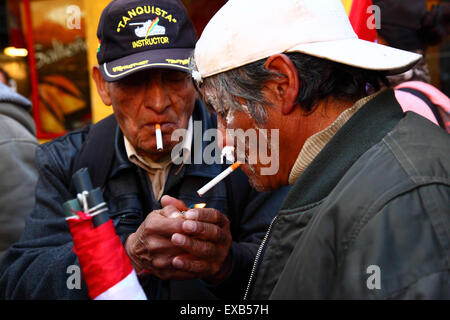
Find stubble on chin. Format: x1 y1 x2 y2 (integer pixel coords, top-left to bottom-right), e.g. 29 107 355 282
241 163 274 192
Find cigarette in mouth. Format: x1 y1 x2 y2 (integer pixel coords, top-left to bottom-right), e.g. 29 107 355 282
197 161 241 197
155 124 163 150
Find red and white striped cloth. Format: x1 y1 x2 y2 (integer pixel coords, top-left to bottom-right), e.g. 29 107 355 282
67 211 147 300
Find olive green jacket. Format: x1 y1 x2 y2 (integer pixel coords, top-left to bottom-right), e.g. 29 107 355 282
248 89 450 299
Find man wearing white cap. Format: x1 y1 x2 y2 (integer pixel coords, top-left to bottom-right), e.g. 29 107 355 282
0 0 289 300
192 0 450 299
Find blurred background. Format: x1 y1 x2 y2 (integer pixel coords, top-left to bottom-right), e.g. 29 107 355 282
0 0 448 142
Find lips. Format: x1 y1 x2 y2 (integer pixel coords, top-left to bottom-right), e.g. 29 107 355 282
143 122 176 132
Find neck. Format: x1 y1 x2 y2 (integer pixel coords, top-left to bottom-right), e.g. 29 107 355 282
305 98 357 134
280 98 358 183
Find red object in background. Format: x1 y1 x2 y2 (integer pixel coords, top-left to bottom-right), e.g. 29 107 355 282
349 0 377 42
22 0 92 140
23 0 61 139
182 0 226 36
22 0 56 139
7 0 26 49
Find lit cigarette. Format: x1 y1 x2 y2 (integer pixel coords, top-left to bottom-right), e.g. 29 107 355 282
197 161 241 197
155 124 163 150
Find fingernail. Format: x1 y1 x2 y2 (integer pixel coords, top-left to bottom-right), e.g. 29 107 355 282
184 210 198 220
172 233 186 245
173 257 184 269
183 220 197 232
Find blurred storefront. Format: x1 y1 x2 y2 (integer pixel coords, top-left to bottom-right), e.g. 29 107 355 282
0 0 448 141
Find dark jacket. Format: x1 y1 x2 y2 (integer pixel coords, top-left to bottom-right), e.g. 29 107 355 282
0 101 289 300
248 89 450 299
0 83 39 260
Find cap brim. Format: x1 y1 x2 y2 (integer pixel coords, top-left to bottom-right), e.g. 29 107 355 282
100 48 193 82
288 38 422 75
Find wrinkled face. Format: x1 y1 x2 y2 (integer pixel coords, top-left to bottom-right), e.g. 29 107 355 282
214 102 286 192
107 69 196 160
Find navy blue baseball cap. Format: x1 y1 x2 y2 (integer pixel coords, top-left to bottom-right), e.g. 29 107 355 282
97 0 198 81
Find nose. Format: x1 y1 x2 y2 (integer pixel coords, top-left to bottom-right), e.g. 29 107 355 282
145 75 171 113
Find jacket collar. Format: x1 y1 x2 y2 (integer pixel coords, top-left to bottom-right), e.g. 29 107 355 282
288 94 374 184
281 89 404 211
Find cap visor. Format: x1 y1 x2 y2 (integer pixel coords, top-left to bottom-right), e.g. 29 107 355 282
100 48 193 82
288 38 422 75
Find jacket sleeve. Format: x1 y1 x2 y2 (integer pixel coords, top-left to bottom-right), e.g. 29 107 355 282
381 183 450 299
0 141 90 299
0 130 38 259
332 182 450 300
210 169 290 299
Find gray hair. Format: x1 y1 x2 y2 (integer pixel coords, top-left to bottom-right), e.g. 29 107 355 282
190 55 280 124
190 52 387 124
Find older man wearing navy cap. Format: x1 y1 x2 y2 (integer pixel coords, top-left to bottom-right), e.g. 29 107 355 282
0 0 287 300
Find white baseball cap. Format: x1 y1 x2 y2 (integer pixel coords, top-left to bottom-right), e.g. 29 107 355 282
194 0 422 79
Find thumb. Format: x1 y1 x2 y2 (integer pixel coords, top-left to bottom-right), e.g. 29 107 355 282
161 195 188 211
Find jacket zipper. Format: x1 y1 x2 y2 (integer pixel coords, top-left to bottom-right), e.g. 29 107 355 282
243 215 277 300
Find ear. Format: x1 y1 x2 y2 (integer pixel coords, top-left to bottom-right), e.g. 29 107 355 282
264 54 299 115
92 66 112 106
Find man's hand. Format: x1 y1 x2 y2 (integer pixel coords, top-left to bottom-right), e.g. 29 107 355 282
125 199 194 280
125 195 233 283
170 207 233 284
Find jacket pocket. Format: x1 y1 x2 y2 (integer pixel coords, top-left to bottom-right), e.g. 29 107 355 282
108 194 143 233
